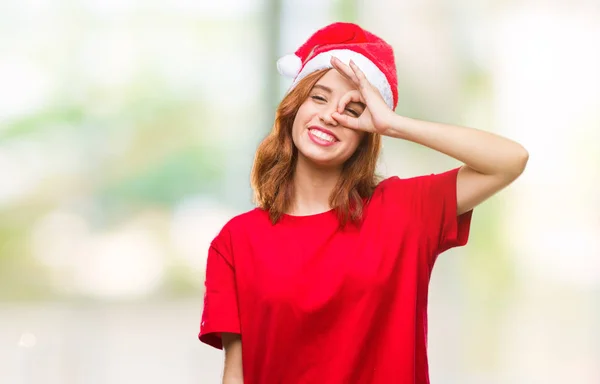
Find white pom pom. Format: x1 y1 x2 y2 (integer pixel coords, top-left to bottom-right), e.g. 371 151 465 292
276 54 302 78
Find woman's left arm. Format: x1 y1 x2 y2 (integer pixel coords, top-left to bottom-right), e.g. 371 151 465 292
329 57 529 216
384 115 529 215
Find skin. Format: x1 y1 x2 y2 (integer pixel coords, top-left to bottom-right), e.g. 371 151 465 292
222 332 243 384
289 68 367 216
328 57 529 216
222 56 529 382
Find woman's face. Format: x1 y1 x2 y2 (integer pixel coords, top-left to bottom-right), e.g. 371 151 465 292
291 69 366 169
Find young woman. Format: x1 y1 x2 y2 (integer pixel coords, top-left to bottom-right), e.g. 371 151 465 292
199 22 528 384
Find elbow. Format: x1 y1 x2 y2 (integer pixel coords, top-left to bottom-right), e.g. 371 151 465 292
517 145 529 173
509 145 529 179
223 370 244 384
223 378 244 384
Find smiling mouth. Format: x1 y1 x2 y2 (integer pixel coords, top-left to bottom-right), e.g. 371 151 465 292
308 125 339 143
309 128 337 143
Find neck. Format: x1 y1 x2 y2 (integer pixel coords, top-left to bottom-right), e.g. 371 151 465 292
289 155 342 216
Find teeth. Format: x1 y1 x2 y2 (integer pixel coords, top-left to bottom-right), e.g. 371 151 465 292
310 129 335 142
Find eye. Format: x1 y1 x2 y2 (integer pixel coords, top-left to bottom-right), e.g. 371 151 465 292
344 108 359 117
311 95 326 102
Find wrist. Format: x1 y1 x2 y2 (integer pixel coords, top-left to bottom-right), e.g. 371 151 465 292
383 114 411 139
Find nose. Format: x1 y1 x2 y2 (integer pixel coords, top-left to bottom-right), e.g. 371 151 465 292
318 105 339 127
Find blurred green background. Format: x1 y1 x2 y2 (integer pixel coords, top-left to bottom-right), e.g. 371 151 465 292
1 0 599 383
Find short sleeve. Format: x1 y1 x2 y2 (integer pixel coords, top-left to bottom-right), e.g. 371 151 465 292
414 167 473 258
198 233 241 350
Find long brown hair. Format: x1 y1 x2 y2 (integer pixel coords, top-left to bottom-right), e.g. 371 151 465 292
250 69 382 226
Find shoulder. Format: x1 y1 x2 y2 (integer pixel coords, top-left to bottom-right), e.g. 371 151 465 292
211 207 269 250
365 176 419 215
375 168 461 194
369 168 462 210
373 174 419 198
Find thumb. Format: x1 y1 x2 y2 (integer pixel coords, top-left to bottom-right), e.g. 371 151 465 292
332 112 359 130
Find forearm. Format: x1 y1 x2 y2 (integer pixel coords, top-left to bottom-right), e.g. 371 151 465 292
385 115 528 177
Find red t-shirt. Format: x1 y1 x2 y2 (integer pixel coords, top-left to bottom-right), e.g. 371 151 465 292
199 167 473 383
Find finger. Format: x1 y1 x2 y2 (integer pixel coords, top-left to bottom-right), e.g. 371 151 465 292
349 60 370 91
331 111 360 130
337 90 364 113
330 56 353 79
330 56 360 84
349 60 385 106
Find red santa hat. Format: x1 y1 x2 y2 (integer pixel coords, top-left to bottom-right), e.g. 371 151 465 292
277 22 398 110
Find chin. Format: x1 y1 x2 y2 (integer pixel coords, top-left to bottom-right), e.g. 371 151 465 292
309 157 342 168
294 138 353 169
299 150 347 169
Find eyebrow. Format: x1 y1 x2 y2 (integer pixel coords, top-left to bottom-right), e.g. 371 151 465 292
312 84 332 93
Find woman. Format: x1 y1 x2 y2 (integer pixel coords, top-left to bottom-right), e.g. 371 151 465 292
199 22 528 384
